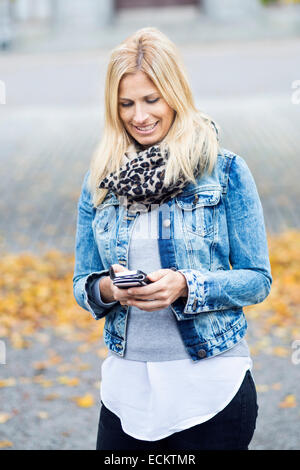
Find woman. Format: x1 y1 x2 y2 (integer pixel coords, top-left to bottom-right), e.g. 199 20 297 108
73 27 272 451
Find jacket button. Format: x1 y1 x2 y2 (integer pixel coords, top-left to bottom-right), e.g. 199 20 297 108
163 219 171 228
192 299 197 311
197 349 206 358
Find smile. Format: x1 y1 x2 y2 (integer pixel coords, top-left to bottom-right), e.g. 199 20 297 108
133 122 158 134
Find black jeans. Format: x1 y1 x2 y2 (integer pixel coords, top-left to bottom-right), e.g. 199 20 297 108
96 370 258 451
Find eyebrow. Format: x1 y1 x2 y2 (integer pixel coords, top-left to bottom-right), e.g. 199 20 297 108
119 92 159 101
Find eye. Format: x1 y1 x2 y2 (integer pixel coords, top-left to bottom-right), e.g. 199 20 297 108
147 98 159 104
120 102 133 108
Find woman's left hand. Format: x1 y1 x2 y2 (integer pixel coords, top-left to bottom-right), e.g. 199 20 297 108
125 269 188 312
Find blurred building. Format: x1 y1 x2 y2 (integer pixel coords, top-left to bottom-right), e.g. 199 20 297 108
2 0 299 50
6 0 263 29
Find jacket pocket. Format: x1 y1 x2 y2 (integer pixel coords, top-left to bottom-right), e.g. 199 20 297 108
93 202 119 234
175 188 221 237
92 199 120 268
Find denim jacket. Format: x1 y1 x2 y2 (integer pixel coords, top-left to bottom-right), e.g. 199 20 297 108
73 149 272 361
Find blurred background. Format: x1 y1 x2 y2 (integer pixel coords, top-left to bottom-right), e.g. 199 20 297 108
0 0 299 450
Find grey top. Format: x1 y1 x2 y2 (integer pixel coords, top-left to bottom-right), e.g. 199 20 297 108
92 207 250 362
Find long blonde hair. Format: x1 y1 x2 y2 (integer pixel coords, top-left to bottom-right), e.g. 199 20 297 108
89 27 220 207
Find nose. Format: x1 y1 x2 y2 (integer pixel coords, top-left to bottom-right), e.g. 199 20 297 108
132 104 150 125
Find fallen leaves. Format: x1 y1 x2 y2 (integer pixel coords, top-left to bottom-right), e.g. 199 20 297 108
0 378 16 388
0 440 13 449
57 376 80 387
245 230 300 339
0 250 104 347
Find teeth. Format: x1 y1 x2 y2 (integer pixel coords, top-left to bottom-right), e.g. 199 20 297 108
136 123 157 131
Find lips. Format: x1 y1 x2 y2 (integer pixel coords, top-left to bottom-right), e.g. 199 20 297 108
133 121 158 134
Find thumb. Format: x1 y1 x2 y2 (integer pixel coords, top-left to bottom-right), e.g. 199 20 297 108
111 264 130 274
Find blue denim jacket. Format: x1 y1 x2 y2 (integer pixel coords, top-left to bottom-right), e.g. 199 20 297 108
73 149 272 361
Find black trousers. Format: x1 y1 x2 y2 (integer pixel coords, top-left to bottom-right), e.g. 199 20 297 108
96 370 258 451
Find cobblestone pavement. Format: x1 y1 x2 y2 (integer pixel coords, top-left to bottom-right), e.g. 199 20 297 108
0 37 300 450
0 327 299 450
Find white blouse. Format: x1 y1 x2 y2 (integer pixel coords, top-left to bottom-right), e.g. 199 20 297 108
100 354 252 441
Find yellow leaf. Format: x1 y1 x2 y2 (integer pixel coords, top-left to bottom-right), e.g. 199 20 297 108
272 346 289 358
256 384 269 393
57 376 80 387
0 440 13 448
33 375 53 387
0 378 16 387
75 363 91 371
279 394 297 408
72 393 94 408
0 413 12 424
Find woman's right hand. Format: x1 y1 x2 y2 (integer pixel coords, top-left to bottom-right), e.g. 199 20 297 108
99 264 131 304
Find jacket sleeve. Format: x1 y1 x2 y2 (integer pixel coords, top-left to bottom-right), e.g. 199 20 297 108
72 171 117 320
172 155 272 317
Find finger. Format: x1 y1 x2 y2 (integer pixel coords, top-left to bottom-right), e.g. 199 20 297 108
127 275 169 297
146 269 171 282
111 264 130 273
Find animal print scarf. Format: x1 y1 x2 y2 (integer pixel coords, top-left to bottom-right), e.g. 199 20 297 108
99 145 192 212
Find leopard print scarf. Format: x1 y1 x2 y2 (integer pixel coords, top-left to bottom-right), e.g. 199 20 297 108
99 145 192 212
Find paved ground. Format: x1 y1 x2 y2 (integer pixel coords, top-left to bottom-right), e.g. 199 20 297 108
0 326 299 450
0 27 300 450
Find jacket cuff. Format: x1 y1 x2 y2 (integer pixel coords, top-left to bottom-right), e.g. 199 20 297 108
83 270 116 320
171 269 205 320
90 276 118 308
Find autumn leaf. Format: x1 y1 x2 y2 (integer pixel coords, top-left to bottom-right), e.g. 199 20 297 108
57 376 80 387
279 394 297 408
0 413 12 424
272 346 289 358
0 440 13 448
0 378 16 387
71 393 95 408
256 384 269 393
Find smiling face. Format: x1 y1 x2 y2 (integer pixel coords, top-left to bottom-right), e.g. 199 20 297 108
118 71 175 148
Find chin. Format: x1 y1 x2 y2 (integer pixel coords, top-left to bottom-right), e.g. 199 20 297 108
134 135 160 148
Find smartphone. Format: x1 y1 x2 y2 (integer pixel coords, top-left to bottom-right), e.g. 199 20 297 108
109 266 152 289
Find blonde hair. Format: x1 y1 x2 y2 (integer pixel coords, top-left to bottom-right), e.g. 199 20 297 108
89 27 220 207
